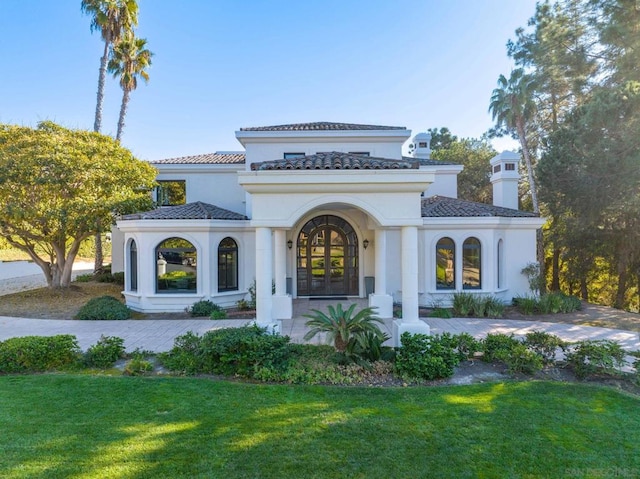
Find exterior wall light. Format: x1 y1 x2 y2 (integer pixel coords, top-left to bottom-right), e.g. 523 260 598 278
287 240 293 249
363 239 369 249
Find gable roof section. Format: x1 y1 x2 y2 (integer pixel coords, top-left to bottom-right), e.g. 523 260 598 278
151 152 245 165
251 151 419 171
121 201 247 220
421 196 539 218
240 121 406 132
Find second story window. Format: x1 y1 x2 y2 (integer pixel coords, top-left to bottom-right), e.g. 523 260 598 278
156 180 186 206
284 152 305 159
349 152 370 156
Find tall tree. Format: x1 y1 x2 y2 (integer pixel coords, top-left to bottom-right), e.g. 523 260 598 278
108 33 153 142
0 122 157 289
81 0 138 273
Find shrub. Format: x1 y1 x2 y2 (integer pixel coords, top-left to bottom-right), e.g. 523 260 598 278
496 343 544 375
513 295 537 315
188 300 219 317
537 293 564 314
303 303 386 354
124 357 154 376
452 292 476 316
482 333 520 363
0 335 81 373
524 330 566 365
157 331 203 375
210 309 228 320
565 340 627 379
428 307 452 318
395 332 461 380
344 330 393 364
84 335 126 369
454 332 482 360
94 271 125 285
236 299 251 311
521 262 543 294
74 273 94 283
483 296 505 318
75 295 131 320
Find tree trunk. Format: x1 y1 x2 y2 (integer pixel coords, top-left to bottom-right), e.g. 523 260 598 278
116 89 130 142
551 247 561 291
94 226 104 274
580 277 588 301
614 257 628 310
94 39 110 133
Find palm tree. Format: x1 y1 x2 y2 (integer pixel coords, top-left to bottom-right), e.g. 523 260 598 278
489 68 539 214
108 33 153 141
81 0 138 133
81 0 138 273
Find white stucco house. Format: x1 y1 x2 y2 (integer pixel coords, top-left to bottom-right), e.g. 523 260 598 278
112 121 544 343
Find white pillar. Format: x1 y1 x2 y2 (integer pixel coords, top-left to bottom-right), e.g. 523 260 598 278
393 225 430 346
369 228 393 318
272 229 292 320
255 227 280 332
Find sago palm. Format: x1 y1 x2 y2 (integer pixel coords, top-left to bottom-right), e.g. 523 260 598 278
303 303 385 352
108 33 153 141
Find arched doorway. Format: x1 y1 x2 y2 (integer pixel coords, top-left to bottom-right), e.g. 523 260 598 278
296 215 358 296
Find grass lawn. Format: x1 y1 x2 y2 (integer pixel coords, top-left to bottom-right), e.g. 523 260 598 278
1 376 639 478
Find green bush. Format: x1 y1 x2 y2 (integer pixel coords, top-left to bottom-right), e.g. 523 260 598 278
395 332 461 380
236 299 251 311
343 330 393 364
452 292 476 316
94 271 125 286
210 309 228 320
537 293 564 314
454 332 482 360
124 357 153 376
495 343 544 375
160 326 291 379
428 307 452 318
74 273 94 283
84 335 126 369
483 296 505 318
513 295 537 315
188 300 220 317
524 330 566 365
75 295 131 320
0 335 81 373
482 333 520 363
565 340 627 379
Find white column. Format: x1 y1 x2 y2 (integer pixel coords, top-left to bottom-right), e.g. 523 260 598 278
401 226 419 322
369 228 393 318
393 225 430 346
274 229 286 296
255 227 274 326
374 228 386 295
272 229 292 320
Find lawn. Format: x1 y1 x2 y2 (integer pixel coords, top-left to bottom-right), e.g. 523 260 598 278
1 376 639 478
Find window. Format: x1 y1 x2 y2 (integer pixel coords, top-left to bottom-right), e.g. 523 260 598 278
156 180 186 206
436 237 455 289
284 152 305 159
156 237 197 293
349 151 370 156
463 237 481 289
218 237 238 292
129 239 137 292
497 239 504 289
418 142 428 148
505 163 516 171
493 165 501 173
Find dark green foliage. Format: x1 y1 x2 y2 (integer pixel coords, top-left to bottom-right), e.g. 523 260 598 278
343 330 393 364
513 293 581 315
75 295 131 320
452 292 476 316
210 309 228 320
74 273 94 283
483 296 505 317
565 340 627 379
454 332 482 360
0 335 81 373
236 299 251 311
495 343 544 375
188 300 220 317
513 295 537 315
84 335 126 369
453 293 505 317
94 271 125 285
524 330 567 365
482 333 520 363
159 326 291 378
123 357 153 376
428 307 452 318
395 332 461 380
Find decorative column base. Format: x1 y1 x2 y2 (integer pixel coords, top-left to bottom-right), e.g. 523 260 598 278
272 294 292 320
368 294 393 318
253 319 282 336
392 319 431 347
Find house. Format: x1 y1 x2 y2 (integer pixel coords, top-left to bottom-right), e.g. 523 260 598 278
112 121 544 344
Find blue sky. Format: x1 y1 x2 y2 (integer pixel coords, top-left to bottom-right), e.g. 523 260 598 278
0 1 537 161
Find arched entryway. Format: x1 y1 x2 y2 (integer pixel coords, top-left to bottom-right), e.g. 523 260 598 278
296 215 358 296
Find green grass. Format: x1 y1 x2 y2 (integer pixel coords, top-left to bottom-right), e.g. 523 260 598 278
1 376 639 478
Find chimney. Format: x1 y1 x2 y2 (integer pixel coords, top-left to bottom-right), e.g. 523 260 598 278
490 151 520 209
411 132 432 160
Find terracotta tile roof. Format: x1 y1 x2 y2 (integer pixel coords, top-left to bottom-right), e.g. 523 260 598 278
151 152 245 165
251 151 419 171
121 201 247 220
421 196 539 218
402 156 458 166
240 121 406 132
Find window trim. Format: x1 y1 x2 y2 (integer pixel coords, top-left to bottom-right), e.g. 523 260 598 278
155 237 197 294
218 237 239 292
435 237 456 290
462 237 482 290
155 180 186 206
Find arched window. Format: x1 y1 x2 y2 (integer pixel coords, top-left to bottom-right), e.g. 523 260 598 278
129 239 137 292
218 237 238 292
156 237 197 293
463 237 481 290
497 239 504 289
436 237 455 290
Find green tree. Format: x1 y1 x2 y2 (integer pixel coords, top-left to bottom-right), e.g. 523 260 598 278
108 33 153 142
0 122 157 289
